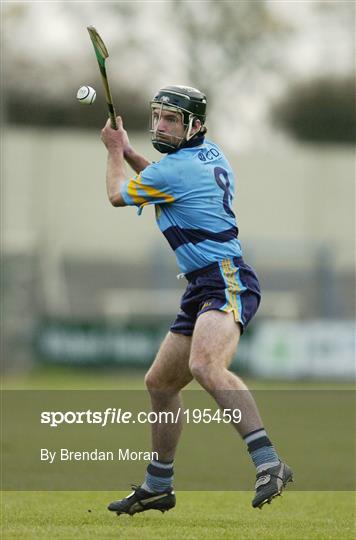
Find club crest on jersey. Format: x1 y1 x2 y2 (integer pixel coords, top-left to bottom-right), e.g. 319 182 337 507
198 148 220 162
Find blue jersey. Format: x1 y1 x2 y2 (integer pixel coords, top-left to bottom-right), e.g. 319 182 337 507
120 138 243 274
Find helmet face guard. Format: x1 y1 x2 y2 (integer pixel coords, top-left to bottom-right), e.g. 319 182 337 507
150 103 198 154
150 85 207 154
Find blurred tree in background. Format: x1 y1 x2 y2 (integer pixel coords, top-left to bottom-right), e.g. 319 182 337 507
171 0 286 90
2 1 287 130
272 76 355 144
2 2 150 129
2 0 354 144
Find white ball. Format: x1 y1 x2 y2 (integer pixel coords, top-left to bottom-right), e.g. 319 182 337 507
76 86 96 105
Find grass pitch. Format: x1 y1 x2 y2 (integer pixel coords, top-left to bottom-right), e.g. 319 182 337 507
2 367 355 539
2 491 355 539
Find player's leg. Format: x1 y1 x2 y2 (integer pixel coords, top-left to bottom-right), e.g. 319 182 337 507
189 310 293 508
189 310 263 435
144 331 193 462
108 331 192 515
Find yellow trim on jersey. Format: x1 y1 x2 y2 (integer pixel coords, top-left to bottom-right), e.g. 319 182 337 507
126 176 147 205
221 258 241 323
140 183 175 203
126 173 175 205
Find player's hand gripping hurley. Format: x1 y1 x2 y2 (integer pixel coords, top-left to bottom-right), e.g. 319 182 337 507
87 26 117 129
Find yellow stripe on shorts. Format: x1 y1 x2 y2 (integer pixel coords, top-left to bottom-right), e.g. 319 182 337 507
221 258 241 323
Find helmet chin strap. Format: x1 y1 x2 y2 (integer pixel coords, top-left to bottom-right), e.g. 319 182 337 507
152 126 200 153
152 139 178 154
151 129 184 153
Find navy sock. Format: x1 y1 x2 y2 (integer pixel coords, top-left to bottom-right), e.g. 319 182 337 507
244 428 280 472
141 459 174 493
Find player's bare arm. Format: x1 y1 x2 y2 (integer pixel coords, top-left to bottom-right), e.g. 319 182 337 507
101 117 127 207
124 145 151 174
101 116 151 206
101 116 149 206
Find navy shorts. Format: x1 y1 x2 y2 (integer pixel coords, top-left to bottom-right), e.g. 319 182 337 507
170 257 261 336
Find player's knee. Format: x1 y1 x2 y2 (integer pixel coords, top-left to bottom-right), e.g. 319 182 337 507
144 370 171 393
144 370 161 391
190 360 212 386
